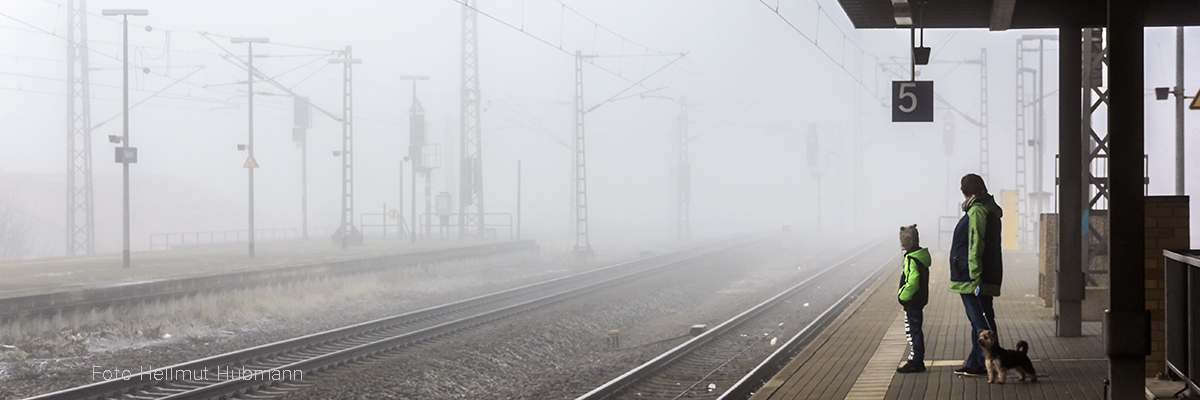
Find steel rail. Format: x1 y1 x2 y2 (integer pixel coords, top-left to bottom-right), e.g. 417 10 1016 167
717 251 900 399
25 234 765 400
575 239 894 400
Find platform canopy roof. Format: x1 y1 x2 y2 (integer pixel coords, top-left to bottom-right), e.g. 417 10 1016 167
837 0 1200 30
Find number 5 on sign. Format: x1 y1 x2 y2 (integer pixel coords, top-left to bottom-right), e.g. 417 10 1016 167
892 80 934 122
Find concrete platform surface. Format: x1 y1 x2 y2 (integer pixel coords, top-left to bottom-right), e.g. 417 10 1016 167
751 249 1112 400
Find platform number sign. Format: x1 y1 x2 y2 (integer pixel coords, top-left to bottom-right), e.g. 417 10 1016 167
892 80 934 122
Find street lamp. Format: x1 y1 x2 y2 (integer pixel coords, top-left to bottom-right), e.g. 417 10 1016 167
101 8 148 268
231 37 269 258
1155 83 1192 195
402 156 412 243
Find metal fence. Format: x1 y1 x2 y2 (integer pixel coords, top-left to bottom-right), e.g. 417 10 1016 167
149 228 305 251
418 212 514 240
937 215 958 250
1164 249 1200 396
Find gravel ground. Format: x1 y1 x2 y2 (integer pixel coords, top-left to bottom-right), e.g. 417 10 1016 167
277 240 832 400
0 247 613 400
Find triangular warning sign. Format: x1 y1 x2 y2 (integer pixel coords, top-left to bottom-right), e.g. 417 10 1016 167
1191 87 1200 110
243 156 259 168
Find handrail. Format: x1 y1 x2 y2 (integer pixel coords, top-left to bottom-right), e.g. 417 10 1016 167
419 212 515 239
148 228 306 250
1163 249 1200 397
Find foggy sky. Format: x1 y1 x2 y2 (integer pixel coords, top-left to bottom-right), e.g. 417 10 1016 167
1 0 1197 257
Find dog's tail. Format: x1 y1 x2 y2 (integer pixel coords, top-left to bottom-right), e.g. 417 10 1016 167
1016 340 1029 354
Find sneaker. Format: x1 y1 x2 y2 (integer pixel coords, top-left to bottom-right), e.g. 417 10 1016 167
954 366 987 376
896 361 926 373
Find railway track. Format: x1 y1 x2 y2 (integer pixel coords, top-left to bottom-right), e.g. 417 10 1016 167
25 235 767 400
576 240 898 400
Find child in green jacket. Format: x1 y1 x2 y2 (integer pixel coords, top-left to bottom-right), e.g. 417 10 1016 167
897 224 932 373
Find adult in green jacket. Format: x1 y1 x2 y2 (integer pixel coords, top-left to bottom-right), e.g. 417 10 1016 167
949 173 1003 376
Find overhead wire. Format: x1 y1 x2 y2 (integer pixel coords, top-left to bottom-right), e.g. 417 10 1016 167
446 0 677 91
758 0 884 101
554 0 667 55
451 0 773 138
1 8 338 122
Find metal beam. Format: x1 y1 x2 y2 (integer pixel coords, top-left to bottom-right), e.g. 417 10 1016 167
836 0 1200 29
990 0 1017 30
1082 27 1111 289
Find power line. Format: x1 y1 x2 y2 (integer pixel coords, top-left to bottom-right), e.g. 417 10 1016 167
0 69 239 106
446 0 676 87
199 30 342 53
553 1 667 55
758 0 882 100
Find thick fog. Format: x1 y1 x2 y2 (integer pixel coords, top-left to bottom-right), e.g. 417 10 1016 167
1 0 1197 258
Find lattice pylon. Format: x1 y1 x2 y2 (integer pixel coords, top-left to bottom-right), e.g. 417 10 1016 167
572 51 592 261
458 0 484 238
66 0 95 256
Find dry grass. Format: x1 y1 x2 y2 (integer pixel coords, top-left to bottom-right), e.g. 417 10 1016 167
0 249 539 360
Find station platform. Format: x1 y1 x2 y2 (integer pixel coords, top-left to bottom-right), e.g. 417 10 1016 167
0 239 485 299
751 249 1110 400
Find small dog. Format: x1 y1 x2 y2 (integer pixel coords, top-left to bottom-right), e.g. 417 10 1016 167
977 330 1037 384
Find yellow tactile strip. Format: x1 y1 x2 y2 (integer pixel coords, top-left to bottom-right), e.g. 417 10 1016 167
844 311 907 399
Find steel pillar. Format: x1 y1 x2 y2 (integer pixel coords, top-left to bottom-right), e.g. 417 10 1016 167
1057 26 1084 338
294 96 310 241
677 97 690 240
979 48 989 183
1176 27 1185 195
1083 28 1111 288
1015 40 1030 249
246 42 257 258
1018 36 1059 251
572 50 593 262
332 46 361 248
854 83 864 233
66 0 95 256
424 170 433 238
1106 0 1147 393
458 0 484 238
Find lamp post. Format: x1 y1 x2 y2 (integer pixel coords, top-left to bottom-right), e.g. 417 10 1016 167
231 37 269 258
401 156 408 240
1155 28 1187 195
101 8 147 268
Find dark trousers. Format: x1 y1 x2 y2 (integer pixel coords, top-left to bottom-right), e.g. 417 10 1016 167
960 294 997 368
904 309 925 362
